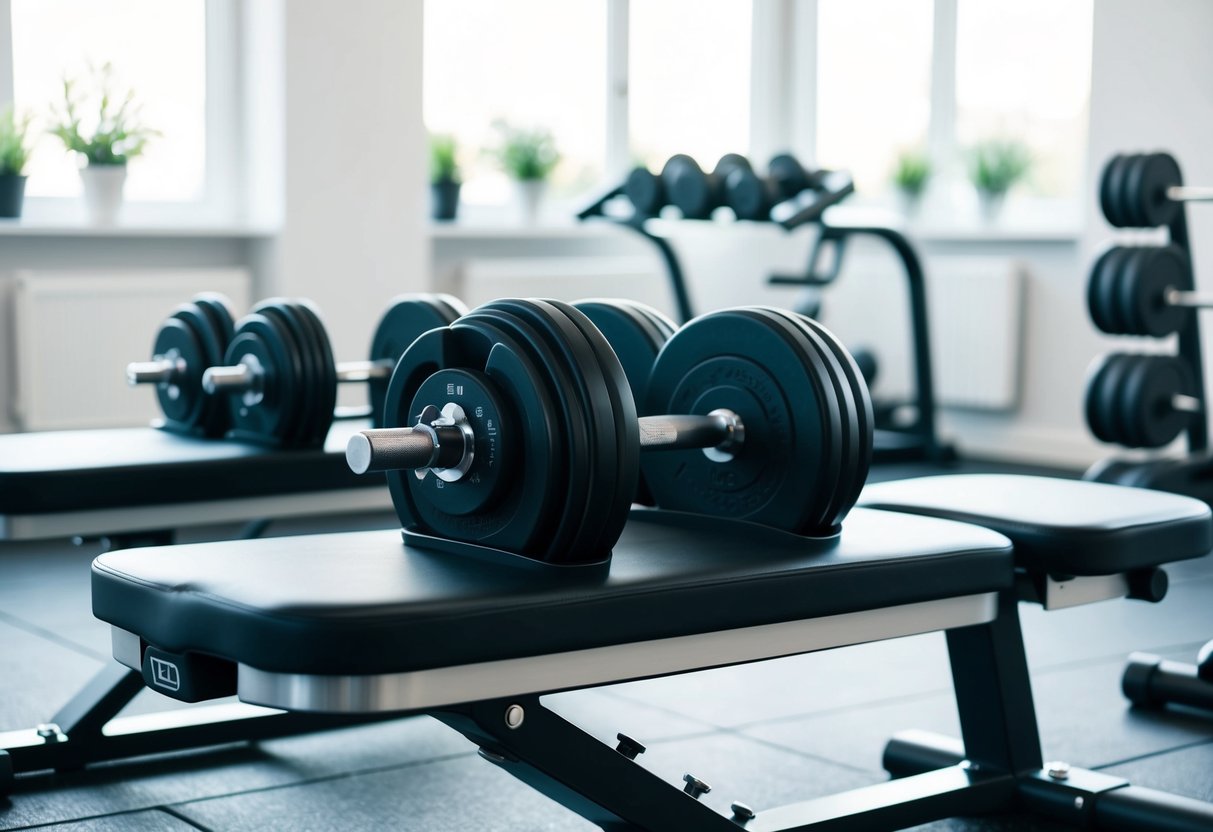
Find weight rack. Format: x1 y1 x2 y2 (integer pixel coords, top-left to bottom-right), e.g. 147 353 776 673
578 158 952 464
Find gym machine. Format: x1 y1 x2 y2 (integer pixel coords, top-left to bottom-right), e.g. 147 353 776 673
578 151 951 464
1082 150 1213 720
78 296 1213 829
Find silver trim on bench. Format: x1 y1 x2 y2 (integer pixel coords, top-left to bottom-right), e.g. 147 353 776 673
1032 573 1131 610
235 592 999 714
112 627 143 669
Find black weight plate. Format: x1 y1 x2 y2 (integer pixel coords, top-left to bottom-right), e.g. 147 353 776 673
467 304 594 562
1122 153 1155 228
763 308 854 530
224 312 298 445
1099 154 1128 227
1133 245 1191 337
1087 246 1123 334
624 167 665 216
1111 248 1151 335
769 153 811 200
192 293 237 348
547 299 639 556
643 308 836 535
574 299 664 506
712 153 752 205
797 314 874 523
662 154 713 219
1124 355 1194 449
631 302 678 342
385 320 558 557
490 299 619 561
255 300 316 446
1099 353 1145 448
369 295 466 428
1139 152 1184 228
1083 355 1118 443
168 303 229 437
291 299 339 445
150 317 209 432
724 167 775 221
1102 154 1134 228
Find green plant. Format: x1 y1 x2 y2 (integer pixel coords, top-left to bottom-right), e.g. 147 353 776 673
0 107 33 176
490 120 559 182
430 133 460 183
892 149 931 197
968 139 1031 195
50 63 158 166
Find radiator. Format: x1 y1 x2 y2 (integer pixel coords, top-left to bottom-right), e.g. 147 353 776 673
12 269 252 431
808 256 1026 411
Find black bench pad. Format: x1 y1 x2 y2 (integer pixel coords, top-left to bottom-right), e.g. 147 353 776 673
92 508 1013 676
0 422 377 514
859 474 1212 575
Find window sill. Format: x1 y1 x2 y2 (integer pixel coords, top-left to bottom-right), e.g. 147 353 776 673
0 217 279 239
427 219 622 241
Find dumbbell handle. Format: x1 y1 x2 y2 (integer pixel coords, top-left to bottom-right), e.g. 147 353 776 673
1172 394 1202 414
1167 186 1213 203
202 357 394 394
126 357 184 386
347 408 745 476
1166 289 1213 309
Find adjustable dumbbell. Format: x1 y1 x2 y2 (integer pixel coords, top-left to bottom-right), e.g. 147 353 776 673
1101 151 1213 229
660 153 753 219
723 153 820 221
344 298 873 564
1085 353 1201 449
202 294 468 448
1088 244 1204 337
127 293 238 438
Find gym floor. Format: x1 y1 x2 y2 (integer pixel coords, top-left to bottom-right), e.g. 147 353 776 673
2 461 1212 832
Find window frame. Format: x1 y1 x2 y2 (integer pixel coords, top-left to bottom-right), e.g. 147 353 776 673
0 0 242 225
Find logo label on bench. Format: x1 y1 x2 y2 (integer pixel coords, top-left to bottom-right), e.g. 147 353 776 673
149 656 181 692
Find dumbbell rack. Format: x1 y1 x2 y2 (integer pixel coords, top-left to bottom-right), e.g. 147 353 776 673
1085 151 1212 498
578 175 951 464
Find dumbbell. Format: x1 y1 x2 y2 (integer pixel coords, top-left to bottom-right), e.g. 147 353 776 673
723 153 820 221
1085 352 1200 448
127 294 238 438
622 166 667 217
661 153 753 219
345 298 873 564
1100 151 1213 229
201 294 468 448
1087 244 1206 337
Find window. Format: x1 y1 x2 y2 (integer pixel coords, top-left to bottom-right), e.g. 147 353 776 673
1 0 237 219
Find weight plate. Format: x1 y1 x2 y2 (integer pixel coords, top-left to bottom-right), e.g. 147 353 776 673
255 300 316 446
1087 246 1125 334
369 295 467 428
387 319 557 555
292 299 340 445
1123 355 1194 448
765 308 857 530
1132 245 1192 337
1122 154 1154 228
624 167 665 217
1135 152 1184 229
662 154 713 219
1100 353 1145 447
1084 354 1118 443
224 312 299 444
797 314 874 524
573 299 668 506
724 167 776 221
712 153 752 206
1098 154 1125 227
192 293 237 348
643 308 837 535
150 317 209 432
548 299 639 556
631 302 678 342
168 303 229 437
1111 248 1151 335
465 304 595 562
769 153 812 200
1103 154 1135 228
490 299 621 560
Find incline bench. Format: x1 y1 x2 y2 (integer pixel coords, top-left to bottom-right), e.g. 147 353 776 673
0 421 394 788
80 475 1213 830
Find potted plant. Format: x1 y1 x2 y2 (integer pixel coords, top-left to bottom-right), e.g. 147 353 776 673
968 139 1030 222
0 107 33 219
490 120 559 224
50 63 157 224
430 133 461 222
891 149 930 217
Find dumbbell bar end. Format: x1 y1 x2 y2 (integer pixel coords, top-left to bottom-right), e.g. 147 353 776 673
127 358 183 387
1166 186 1213 203
346 422 469 475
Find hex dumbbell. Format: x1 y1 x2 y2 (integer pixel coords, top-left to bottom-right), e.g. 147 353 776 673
723 153 823 221
660 153 753 219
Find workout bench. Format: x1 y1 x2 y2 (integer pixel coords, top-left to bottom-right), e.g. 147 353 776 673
81 474 1213 830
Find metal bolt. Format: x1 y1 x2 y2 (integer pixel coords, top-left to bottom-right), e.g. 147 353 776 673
1074 796 1085 810
504 704 525 730
1046 761 1071 781
683 773 711 799
730 801 756 822
615 733 646 760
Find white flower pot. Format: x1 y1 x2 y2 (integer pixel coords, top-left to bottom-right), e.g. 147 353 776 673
977 190 1006 224
515 180 546 225
80 165 128 225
